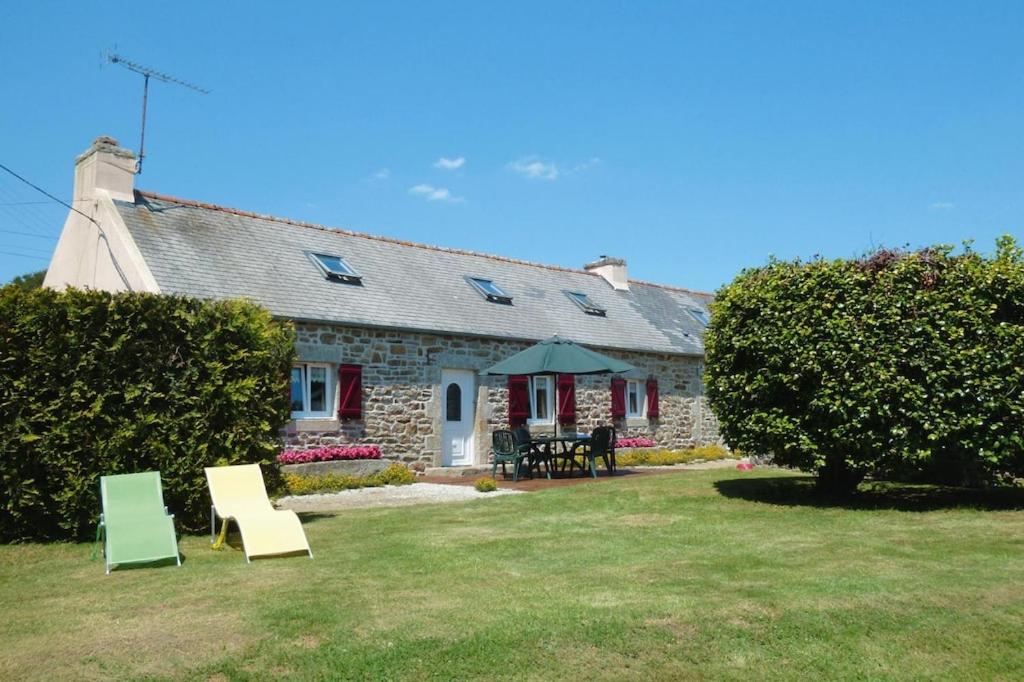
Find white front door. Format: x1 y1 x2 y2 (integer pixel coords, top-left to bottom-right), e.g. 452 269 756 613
441 369 476 466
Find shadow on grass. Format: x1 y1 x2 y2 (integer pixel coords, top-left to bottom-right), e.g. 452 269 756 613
714 476 1024 512
295 511 338 525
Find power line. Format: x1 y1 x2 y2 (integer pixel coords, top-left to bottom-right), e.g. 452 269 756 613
0 201 65 206
0 163 101 228
0 250 49 261
0 161 132 290
0 228 58 239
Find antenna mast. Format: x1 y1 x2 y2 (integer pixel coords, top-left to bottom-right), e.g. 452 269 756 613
104 51 209 174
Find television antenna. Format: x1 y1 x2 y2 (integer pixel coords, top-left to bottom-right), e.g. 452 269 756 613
104 51 210 174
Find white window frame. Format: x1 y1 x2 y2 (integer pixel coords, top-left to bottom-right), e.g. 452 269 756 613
688 308 710 326
566 290 607 316
291 362 334 420
310 253 362 284
466 276 513 304
626 379 646 419
527 375 555 425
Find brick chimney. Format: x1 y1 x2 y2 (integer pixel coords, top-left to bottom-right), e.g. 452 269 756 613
584 255 629 291
73 136 136 203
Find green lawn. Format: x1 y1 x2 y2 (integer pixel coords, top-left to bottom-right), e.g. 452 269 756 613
2 469 1023 681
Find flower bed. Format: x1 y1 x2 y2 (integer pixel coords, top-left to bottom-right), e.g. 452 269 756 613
277 445 382 465
282 463 415 495
615 437 656 449
615 445 731 467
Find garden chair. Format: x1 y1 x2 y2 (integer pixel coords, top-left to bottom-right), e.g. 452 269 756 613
95 471 181 574
575 426 615 478
491 429 530 481
204 464 313 562
514 426 549 479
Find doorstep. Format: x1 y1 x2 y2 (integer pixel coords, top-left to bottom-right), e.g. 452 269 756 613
422 465 493 478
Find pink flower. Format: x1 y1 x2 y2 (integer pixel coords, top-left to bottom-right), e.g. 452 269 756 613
277 445 382 464
614 437 656 448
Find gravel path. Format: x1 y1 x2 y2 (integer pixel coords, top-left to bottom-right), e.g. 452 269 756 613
277 482 522 513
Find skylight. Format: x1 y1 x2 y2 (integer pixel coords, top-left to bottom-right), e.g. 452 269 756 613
311 253 362 284
467 276 513 304
566 291 607 316
688 308 710 326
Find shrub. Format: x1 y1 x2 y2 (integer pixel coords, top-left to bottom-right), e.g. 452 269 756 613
474 477 498 493
706 238 1024 494
615 445 731 467
374 463 416 486
282 463 415 495
0 287 295 541
615 437 656 448
277 445 382 465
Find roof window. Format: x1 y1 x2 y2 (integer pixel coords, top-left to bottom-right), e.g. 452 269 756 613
467 276 513 304
311 253 362 284
688 308 710 326
566 291 607 316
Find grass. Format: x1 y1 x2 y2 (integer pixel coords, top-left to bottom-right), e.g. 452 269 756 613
1 469 1023 680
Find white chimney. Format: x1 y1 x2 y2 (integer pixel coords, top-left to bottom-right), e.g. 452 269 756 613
584 255 629 291
73 136 136 203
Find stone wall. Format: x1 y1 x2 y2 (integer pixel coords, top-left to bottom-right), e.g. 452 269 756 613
282 323 721 466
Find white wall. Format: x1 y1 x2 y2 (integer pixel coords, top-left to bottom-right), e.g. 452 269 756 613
42 137 159 294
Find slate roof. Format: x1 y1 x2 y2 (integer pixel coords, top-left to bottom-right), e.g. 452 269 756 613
115 191 712 356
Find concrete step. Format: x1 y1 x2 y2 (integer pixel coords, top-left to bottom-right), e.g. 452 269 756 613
422 465 492 478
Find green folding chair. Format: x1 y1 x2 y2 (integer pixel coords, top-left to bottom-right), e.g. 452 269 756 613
95 471 181 574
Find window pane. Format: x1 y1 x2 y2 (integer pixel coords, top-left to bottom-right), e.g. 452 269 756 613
534 378 549 420
315 254 356 276
446 383 462 422
628 382 640 416
309 366 327 413
290 367 305 412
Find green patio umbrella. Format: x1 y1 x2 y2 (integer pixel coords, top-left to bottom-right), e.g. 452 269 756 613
480 335 635 463
480 335 635 376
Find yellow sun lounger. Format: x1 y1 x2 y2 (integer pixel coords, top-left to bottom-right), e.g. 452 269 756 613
204 464 312 562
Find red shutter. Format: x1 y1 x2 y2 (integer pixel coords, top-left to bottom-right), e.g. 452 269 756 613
646 377 659 419
338 364 362 419
508 375 529 426
610 377 626 419
557 374 576 425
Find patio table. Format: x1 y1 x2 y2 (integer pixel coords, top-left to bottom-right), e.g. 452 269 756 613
531 434 597 478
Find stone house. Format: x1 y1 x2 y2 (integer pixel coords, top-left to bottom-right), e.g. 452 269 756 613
45 137 720 469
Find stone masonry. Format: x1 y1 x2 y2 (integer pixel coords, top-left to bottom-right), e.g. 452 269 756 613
282 322 721 466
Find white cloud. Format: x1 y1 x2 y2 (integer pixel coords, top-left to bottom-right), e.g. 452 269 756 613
929 201 955 210
369 168 390 181
508 155 600 180
569 157 601 174
434 156 465 170
508 156 559 180
409 184 464 203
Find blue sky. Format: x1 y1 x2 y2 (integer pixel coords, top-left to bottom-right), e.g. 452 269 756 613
1 1 1022 291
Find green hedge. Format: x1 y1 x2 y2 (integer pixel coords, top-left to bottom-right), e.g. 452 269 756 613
706 237 1024 493
0 287 295 541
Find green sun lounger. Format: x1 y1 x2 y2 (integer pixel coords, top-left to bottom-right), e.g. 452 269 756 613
96 471 181 574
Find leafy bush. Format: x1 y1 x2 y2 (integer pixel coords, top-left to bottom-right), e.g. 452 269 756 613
474 477 498 493
0 287 295 541
615 437 656 448
277 445 382 465
615 445 731 467
706 238 1024 494
282 463 415 495
375 462 416 486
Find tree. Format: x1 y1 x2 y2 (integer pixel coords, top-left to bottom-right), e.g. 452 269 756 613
7 269 45 291
705 238 1024 495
